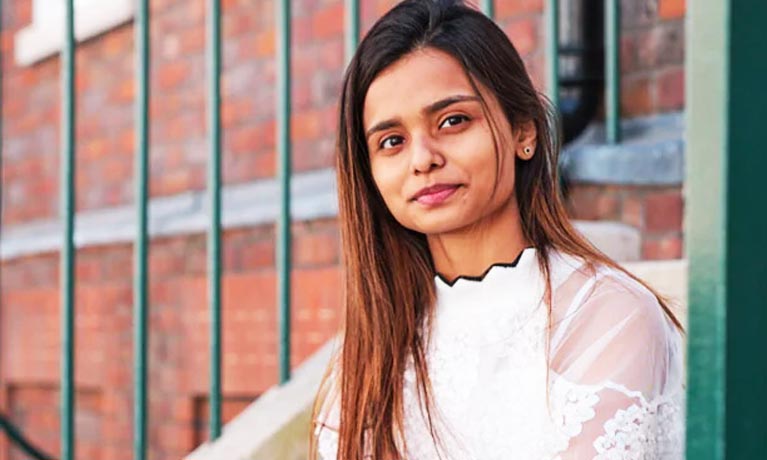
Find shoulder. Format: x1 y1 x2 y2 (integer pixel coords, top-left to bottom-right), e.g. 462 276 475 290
550 258 684 391
550 253 674 341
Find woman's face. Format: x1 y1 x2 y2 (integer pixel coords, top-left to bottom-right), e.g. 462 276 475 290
363 48 535 236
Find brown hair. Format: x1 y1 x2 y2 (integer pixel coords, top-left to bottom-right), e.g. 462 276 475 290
310 1 683 458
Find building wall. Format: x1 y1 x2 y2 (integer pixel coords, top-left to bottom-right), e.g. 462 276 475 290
566 0 686 259
0 0 686 459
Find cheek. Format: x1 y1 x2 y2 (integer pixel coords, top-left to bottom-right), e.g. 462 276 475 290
468 145 516 204
370 159 407 212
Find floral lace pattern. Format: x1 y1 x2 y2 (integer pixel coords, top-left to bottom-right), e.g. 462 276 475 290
592 387 685 460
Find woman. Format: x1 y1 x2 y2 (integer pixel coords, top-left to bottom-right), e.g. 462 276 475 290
312 0 686 458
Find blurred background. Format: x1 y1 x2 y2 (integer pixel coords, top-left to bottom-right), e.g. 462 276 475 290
2 0 751 459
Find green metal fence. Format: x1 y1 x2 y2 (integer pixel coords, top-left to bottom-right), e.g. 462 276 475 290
59 2 77 459
133 0 150 458
4 0 765 459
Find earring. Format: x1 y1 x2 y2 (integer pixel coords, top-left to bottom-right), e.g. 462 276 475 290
522 146 533 158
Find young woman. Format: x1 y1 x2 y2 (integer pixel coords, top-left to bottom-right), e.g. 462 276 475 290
312 0 686 458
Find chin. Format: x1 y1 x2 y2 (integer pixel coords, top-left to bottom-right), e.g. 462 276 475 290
404 210 479 236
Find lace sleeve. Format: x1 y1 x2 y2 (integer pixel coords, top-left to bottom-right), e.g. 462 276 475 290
549 269 686 460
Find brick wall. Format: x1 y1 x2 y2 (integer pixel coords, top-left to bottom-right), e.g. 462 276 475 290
566 0 686 260
0 0 686 458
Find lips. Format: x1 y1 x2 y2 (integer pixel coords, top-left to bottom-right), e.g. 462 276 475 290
411 184 461 205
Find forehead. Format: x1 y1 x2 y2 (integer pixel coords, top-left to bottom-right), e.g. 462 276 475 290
363 48 476 128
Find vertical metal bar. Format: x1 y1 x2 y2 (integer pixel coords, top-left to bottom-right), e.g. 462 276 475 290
206 0 223 440
480 0 494 20
605 0 621 143
685 0 727 451
545 0 560 110
59 1 76 460
133 0 150 458
344 0 360 64
276 0 292 385
687 0 767 458
723 1 767 456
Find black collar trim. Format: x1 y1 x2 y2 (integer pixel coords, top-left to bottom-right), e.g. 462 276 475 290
435 247 532 287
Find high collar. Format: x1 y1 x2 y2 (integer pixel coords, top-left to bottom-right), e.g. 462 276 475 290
434 246 534 287
433 247 541 310
432 247 587 312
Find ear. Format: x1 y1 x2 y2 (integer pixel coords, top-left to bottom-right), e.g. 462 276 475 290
514 119 538 160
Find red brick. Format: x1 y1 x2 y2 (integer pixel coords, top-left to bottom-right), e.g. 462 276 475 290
635 28 659 71
291 109 322 141
237 239 275 270
293 16 313 46
659 0 685 19
502 17 540 57
179 28 206 54
566 185 620 221
293 231 340 267
656 22 685 66
621 76 653 117
643 234 683 260
621 32 639 74
255 28 276 58
622 0 659 29
657 66 685 111
157 61 191 90
312 3 345 40
495 0 543 19
622 194 644 228
645 191 684 232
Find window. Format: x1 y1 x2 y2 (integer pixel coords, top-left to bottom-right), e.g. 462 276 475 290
14 0 134 66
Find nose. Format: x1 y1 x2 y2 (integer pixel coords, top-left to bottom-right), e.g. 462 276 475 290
410 134 445 174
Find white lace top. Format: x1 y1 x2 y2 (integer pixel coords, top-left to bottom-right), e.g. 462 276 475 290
315 248 686 459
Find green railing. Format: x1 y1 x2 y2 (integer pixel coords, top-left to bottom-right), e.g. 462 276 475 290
133 0 150 458
205 0 223 442
59 2 77 460
44 0 306 457
545 0 622 143
0 413 55 460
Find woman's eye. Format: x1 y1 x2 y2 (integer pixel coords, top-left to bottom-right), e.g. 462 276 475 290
439 114 469 129
380 135 404 150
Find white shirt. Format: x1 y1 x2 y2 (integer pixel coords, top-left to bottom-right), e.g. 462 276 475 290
316 248 686 459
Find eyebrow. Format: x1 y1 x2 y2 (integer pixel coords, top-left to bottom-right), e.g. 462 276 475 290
364 94 480 140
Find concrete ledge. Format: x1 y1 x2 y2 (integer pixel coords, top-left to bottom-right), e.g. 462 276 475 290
15 0 134 66
185 339 337 460
574 220 641 262
1 169 338 260
561 112 684 186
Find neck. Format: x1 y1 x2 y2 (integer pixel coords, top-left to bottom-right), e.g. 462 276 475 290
427 197 530 281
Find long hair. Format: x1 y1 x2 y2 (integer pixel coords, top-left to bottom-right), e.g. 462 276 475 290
311 1 684 459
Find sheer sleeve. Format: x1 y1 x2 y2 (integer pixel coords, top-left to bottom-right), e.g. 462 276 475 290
548 268 686 460
313 357 341 460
